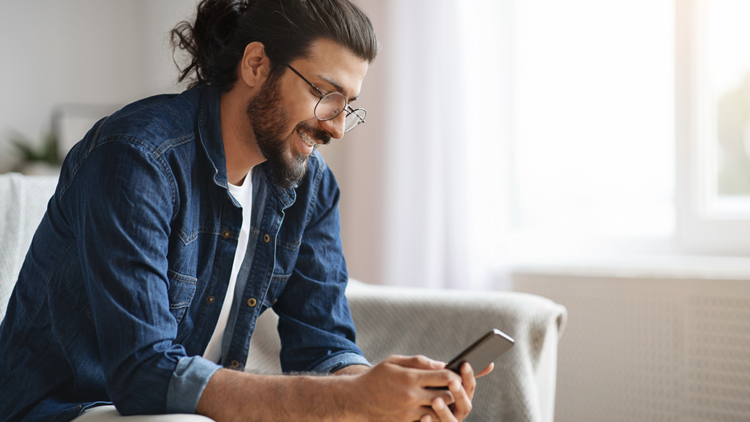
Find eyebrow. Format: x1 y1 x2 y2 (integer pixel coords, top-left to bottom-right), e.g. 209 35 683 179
314 74 360 102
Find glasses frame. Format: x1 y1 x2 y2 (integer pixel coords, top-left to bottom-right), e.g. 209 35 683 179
285 64 366 133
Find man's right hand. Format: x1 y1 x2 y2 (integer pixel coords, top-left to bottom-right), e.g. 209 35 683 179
342 355 468 422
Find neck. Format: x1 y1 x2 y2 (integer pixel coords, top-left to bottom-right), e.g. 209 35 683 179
219 88 266 185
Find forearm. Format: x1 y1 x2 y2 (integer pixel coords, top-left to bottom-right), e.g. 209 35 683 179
196 368 358 422
198 355 478 422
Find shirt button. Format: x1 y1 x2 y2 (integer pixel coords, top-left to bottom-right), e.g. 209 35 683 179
206 295 216 304
247 298 257 307
263 234 271 243
230 360 240 369
221 230 231 239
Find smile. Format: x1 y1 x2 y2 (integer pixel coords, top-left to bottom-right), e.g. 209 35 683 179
298 129 316 148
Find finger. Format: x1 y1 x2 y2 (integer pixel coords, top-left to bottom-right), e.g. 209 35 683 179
423 388 455 406
460 363 477 400
417 407 441 422
448 378 473 420
476 362 494 378
419 368 463 389
432 397 458 422
387 355 446 370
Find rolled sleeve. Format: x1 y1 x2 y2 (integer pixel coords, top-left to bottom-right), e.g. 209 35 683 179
166 356 223 414
310 352 371 374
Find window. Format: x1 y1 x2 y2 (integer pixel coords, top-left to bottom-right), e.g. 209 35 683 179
676 0 750 255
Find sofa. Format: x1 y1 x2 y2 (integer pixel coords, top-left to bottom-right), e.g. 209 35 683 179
0 173 567 422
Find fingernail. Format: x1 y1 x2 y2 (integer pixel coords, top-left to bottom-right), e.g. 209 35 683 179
434 399 445 410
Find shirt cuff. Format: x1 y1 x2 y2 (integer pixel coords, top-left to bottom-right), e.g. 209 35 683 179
166 356 223 414
310 352 371 374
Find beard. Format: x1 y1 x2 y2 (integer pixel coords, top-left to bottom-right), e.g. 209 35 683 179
245 70 331 190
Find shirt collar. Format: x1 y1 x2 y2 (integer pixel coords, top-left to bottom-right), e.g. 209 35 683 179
196 85 228 189
196 84 297 208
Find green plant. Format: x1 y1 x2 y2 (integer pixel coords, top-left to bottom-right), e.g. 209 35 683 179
9 130 61 165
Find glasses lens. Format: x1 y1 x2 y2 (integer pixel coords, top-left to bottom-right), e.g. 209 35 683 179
344 108 366 133
315 92 347 121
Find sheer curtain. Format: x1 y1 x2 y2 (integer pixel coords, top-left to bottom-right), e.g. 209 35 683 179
379 0 511 290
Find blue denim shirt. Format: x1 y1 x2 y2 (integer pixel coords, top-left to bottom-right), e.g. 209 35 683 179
0 85 369 422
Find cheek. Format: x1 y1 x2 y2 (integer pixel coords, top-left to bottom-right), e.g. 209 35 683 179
292 101 316 123
282 94 317 123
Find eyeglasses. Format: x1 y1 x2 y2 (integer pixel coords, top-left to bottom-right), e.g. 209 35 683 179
285 64 366 133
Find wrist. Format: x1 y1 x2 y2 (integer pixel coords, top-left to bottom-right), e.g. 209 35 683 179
332 364 370 376
327 374 365 422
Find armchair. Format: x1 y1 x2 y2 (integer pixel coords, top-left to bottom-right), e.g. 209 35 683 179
0 173 566 421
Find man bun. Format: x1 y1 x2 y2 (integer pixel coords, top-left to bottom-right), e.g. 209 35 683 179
171 0 245 90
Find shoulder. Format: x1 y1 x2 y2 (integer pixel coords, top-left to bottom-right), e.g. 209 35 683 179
56 89 208 207
92 88 203 154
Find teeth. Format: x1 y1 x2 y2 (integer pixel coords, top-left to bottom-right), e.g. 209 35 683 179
298 130 315 147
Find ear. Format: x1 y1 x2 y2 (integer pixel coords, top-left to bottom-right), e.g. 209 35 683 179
239 41 270 89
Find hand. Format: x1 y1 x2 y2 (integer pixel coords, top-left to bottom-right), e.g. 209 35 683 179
421 362 494 422
346 355 463 422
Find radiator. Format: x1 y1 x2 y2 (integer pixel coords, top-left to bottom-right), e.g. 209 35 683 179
512 262 750 422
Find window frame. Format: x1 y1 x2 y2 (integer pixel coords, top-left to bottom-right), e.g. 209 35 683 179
675 0 750 255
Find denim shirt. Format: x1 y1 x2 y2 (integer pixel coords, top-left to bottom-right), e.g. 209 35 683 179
0 85 369 422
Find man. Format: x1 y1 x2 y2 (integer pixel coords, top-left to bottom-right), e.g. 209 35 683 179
0 1 491 421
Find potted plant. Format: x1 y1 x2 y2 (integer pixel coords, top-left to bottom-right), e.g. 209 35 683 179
9 129 62 176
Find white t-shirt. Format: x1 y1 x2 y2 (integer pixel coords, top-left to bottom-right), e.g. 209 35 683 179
203 171 253 363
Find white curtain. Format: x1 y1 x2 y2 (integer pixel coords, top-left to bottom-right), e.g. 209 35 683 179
379 0 511 290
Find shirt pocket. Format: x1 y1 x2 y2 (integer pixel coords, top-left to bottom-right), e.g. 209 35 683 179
167 268 197 326
272 230 301 275
266 235 299 310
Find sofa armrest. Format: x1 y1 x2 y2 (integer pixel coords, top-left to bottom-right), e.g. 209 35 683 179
246 280 567 422
0 173 58 318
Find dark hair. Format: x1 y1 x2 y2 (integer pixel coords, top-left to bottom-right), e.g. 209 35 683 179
171 0 379 92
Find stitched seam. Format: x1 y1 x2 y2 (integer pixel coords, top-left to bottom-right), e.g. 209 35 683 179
167 269 197 284
152 134 194 159
59 138 177 217
178 226 226 245
276 238 301 250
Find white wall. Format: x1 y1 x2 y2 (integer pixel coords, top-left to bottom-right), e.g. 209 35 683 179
0 0 197 172
317 0 390 285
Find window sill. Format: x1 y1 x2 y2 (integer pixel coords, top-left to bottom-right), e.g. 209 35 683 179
509 253 750 281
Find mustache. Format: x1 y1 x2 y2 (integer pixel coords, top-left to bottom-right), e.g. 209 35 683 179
296 123 332 146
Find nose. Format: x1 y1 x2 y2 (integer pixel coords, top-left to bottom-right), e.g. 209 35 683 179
320 111 346 140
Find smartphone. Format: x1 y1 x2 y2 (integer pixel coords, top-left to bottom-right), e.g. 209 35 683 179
446 329 514 374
